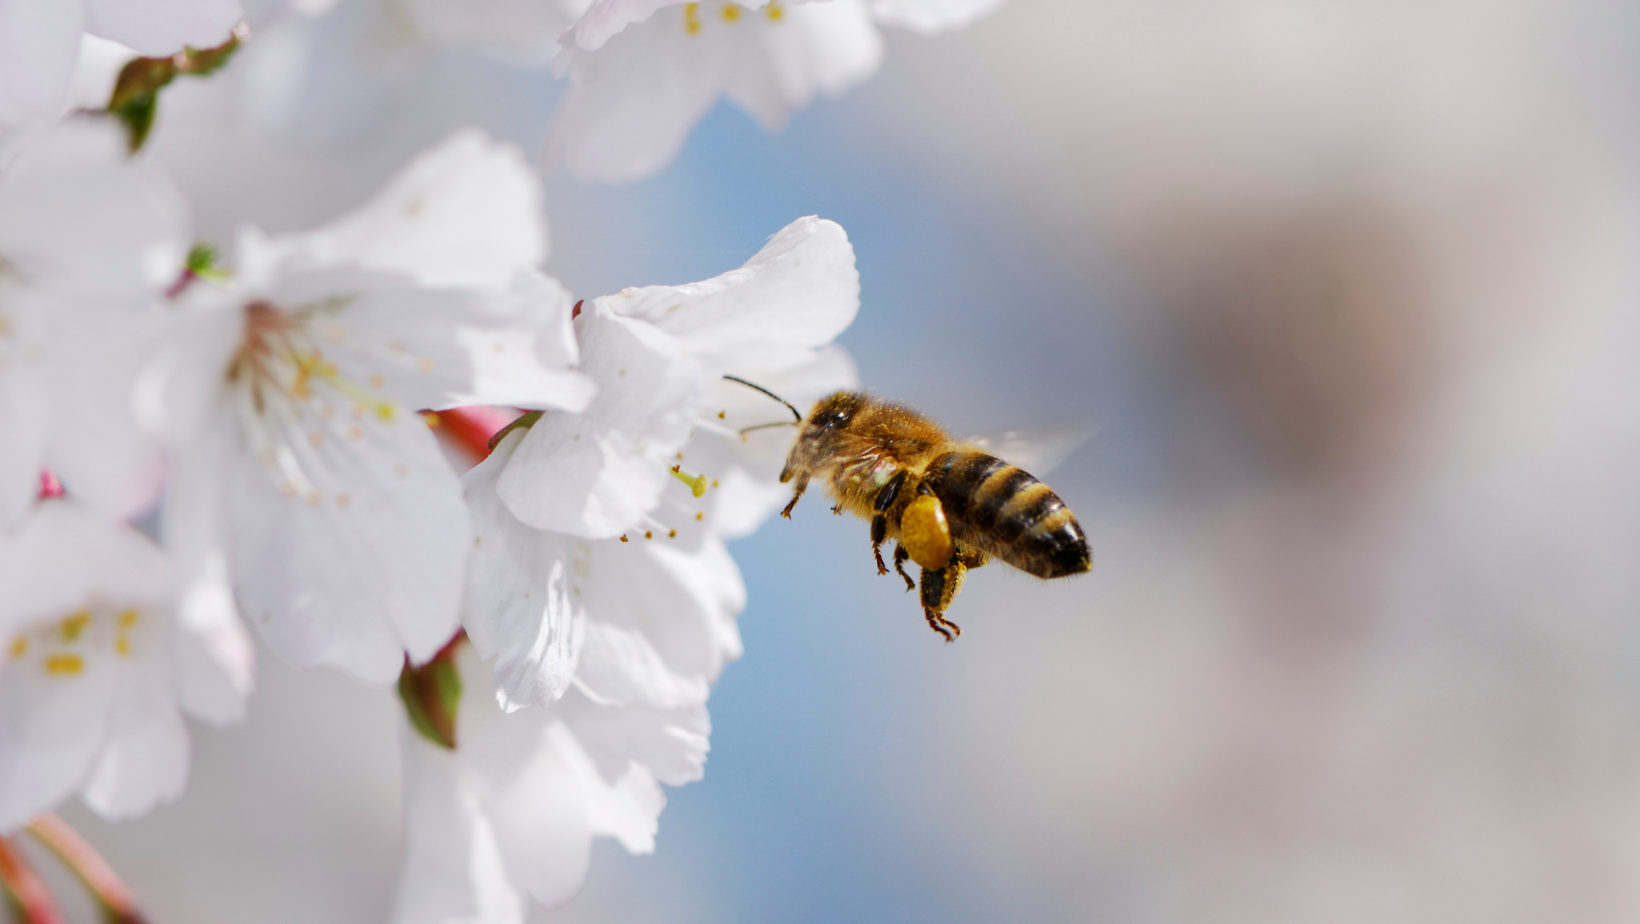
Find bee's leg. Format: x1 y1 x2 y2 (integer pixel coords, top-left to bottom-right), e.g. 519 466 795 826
871 471 908 576
918 559 967 642
780 475 809 518
956 547 988 570
893 544 916 592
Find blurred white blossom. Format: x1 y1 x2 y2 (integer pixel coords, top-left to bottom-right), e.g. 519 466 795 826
0 499 253 831
0 117 185 526
550 0 1007 182
145 129 592 685
394 640 710 923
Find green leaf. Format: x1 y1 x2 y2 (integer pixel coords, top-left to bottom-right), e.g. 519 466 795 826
105 27 245 152
398 638 465 750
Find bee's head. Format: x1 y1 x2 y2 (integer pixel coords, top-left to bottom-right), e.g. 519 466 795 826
780 391 866 483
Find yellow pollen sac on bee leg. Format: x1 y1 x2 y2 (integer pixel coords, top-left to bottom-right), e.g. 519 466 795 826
670 465 709 498
901 495 955 571
44 654 85 676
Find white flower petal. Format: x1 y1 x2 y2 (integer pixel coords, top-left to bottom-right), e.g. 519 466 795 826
0 117 190 294
43 294 168 521
267 129 548 289
548 14 726 185
79 656 189 821
0 502 169 632
576 617 708 710
487 724 596 908
226 389 469 684
394 727 531 924
0 283 49 527
462 433 587 710
551 1 880 183
497 306 702 537
82 0 241 58
0 0 82 124
581 535 744 683
564 693 710 791
603 215 860 366
870 0 1003 33
0 650 114 831
402 0 576 63
171 552 254 725
722 0 882 130
567 0 688 51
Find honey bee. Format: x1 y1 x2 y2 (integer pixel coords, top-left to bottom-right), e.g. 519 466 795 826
757 384 1092 641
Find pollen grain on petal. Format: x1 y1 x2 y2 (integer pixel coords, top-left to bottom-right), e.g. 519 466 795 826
8 637 26 658
44 653 84 675
118 609 140 628
721 2 740 23
336 492 351 508
60 611 91 642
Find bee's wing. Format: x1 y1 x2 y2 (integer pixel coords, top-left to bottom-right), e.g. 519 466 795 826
961 422 1097 475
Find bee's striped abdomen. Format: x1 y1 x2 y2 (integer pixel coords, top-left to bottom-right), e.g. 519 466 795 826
924 451 1091 579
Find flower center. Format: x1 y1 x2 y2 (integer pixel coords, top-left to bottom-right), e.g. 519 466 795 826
226 299 397 505
682 1 783 34
6 606 147 677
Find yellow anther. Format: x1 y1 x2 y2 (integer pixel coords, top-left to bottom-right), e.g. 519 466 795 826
721 2 740 22
9 637 26 658
668 529 678 538
422 411 440 428
620 534 629 543
60 611 90 642
695 511 704 521
644 531 653 539
684 2 702 33
115 633 131 657
44 654 84 675
117 609 140 628
670 465 709 498
766 1 784 20
375 402 395 421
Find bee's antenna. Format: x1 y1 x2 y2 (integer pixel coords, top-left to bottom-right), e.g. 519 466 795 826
738 420 801 435
722 375 802 423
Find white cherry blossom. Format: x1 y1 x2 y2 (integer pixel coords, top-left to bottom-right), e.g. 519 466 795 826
0 499 253 832
464 425 746 711
0 117 187 526
550 0 1007 183
496 214 859 539
146 130 593 685
463 215 854 710
393 633 712 923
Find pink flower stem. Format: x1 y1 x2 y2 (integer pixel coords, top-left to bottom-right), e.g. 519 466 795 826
26 814 147 924
0 836 67 924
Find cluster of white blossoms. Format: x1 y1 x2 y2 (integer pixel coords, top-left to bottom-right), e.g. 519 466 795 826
0 0 994 918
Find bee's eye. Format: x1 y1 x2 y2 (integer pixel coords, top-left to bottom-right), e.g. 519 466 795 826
817 410 848 428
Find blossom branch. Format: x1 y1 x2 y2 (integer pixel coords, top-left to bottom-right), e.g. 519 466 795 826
26 814 147 924
0 836 67 924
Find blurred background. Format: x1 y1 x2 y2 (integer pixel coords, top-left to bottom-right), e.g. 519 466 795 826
38 0 1640 920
